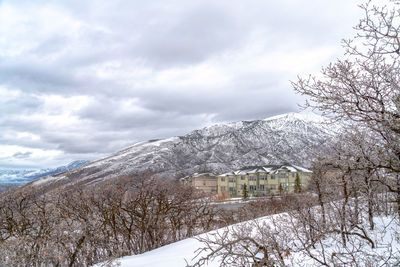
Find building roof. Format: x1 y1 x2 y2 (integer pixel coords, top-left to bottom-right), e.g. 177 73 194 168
192 172 217 178
180 172 218 181
218 164 311 177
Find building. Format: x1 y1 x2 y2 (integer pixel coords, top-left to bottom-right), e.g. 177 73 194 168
217 164 312 197
180 172 218 194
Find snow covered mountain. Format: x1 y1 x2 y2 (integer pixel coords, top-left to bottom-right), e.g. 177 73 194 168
29 112 337 190
0 160 90 186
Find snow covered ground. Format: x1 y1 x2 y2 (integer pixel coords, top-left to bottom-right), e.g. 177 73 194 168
97 209 400 267
105 236 213 267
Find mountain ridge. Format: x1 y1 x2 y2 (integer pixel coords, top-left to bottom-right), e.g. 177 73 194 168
27 112 336 190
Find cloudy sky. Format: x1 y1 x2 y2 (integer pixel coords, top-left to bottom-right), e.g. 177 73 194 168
0 0 361 169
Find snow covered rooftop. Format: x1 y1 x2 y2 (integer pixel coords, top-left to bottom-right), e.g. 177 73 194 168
218 172 234 177
181 172 218 180
217 164 311 176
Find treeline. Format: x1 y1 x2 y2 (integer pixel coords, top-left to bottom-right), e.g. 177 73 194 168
0 176 216 266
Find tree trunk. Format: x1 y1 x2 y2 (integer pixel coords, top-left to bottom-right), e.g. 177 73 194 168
341 174 348 248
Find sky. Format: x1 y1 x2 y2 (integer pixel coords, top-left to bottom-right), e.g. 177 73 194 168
0 0 362 169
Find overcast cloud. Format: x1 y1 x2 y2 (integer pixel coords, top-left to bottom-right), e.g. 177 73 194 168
0 0 361 169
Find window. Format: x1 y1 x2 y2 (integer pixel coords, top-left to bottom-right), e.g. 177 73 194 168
249 185 257 191
220 177 225 182
259 184 265 191
241 176 246 180
259 174 266 180
229 187 236 194
279 173 288 178
221 186 226 191
271 175 275 180
229 178 235 183
292 173 296 178
240 184 244 190
249 176 256 181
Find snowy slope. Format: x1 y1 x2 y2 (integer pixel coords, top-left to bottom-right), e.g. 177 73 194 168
100 212 399 267
105 236 209 267
30 112 337 190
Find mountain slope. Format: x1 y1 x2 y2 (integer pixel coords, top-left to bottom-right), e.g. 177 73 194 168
29 113 336 189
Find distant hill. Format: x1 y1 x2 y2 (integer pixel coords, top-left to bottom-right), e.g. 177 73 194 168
0 160 90 186
27 112 338 191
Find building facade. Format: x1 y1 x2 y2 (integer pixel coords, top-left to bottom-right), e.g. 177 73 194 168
180 172 218 194
217 164 312 197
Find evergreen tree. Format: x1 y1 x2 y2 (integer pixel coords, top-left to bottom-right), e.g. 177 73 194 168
278 183 284 195
242 184 249 200
294 173 302 193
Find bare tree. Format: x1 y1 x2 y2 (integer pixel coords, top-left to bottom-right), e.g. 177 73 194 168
0 174 217 266
292 0 400 215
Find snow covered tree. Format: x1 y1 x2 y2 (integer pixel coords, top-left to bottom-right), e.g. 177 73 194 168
292 0 400 215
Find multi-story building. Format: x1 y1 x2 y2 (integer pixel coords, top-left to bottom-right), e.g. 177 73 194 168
217 164 312 197
180 172 218 194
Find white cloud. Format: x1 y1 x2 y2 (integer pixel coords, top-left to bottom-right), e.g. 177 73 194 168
0 144 62 168
0 0 362 168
